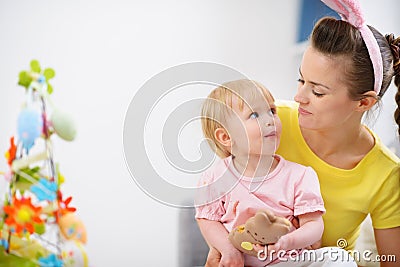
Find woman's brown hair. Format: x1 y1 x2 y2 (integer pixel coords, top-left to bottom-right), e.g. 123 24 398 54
310 17 400 136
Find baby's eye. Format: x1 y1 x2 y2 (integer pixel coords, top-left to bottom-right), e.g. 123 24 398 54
249 112 259 119
268 108 276 116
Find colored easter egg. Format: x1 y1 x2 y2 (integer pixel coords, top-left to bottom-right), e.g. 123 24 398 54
59 213 87 244
61 240 89 267
17 107 43 152
51 109 77 141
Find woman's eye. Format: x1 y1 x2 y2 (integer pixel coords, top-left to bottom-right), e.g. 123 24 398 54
298 78 325 97
249 112 259 119
312 90 325 97
297 78 305 84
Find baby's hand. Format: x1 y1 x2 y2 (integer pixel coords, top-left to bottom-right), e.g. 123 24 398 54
273 234 294 252
253 244 279 262
252 243 266 258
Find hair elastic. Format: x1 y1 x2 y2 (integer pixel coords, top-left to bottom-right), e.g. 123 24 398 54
321 0 383 95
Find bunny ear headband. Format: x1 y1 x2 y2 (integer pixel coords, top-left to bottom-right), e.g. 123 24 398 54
321 0 383 95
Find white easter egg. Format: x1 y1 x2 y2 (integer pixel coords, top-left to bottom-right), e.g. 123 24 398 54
61 240 89 267
51 109 77 141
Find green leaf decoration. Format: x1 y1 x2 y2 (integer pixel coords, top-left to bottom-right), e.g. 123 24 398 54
34 223 45 235
16 166 41 180
43 68 55 80
18 60 57 94
47 83 53 95
30 60 41 73
18 71 32 89
0 248 37 267
14 167 41 191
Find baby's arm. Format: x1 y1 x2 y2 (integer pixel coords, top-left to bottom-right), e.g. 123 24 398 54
197 218 244 266
273 211 324 251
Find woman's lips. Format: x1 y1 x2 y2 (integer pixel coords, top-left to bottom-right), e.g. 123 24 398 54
298 107 312 115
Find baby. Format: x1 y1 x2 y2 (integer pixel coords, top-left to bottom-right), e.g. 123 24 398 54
195 79 355 266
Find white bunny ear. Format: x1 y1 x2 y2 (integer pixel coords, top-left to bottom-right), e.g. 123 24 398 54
321 0 365 27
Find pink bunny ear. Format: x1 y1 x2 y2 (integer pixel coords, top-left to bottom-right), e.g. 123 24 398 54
320 0 383 94
321 0 364 27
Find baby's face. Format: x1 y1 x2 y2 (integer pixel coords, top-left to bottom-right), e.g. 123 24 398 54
224 92 282 158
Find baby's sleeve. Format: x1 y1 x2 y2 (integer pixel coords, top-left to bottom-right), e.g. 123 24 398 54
293 167 326 216
194 171 226 221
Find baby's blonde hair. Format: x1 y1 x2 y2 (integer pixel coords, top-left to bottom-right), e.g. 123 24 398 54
201 79 273 158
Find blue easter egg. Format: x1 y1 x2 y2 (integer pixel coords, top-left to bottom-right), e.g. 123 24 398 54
17 107 43 152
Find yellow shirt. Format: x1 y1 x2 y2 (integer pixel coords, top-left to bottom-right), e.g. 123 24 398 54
276 101 400 250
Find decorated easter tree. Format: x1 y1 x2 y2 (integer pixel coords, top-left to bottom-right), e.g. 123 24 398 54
0 60 88 267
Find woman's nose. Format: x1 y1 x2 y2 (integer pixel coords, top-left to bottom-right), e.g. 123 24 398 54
294 86 309 104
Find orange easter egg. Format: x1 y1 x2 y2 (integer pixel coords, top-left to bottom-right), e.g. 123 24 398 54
59 213 87 244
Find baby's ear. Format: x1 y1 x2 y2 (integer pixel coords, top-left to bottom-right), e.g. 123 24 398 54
214 127 231 147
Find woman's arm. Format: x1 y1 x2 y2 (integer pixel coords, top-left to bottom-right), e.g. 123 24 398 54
197 219 244 267
273 211 324 251
374 227 400 267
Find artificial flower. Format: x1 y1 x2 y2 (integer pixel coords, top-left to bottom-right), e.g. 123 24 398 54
56 191 76 220
4 136 17 166
3 197 44 235
18 60 55 95
38 253 63 267
30 178 58 201
0 238 9 250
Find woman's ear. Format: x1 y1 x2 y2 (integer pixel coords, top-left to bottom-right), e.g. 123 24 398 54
356 91 378 112
214 127 231 148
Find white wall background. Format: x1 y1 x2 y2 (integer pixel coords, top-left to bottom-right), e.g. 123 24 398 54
0 1 398 266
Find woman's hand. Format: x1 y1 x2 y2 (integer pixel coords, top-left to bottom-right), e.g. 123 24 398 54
219 246 244 267
197 219 244 266
205 247 221 267
309 240 322 250
205 246 244 267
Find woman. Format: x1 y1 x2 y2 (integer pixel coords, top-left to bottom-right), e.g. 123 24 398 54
277 16 400 265
204 14 400 267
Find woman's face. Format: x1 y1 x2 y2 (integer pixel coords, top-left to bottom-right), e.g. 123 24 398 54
294 46 360 131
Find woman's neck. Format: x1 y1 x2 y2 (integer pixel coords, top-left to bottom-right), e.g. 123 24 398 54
301 123 375 169
232 154 278 177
